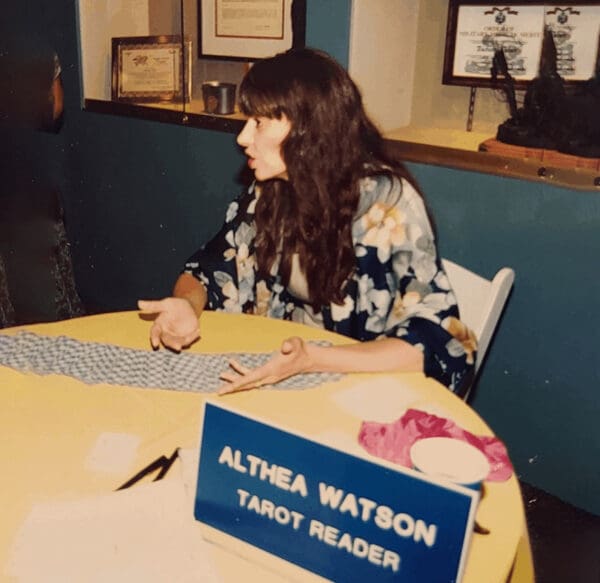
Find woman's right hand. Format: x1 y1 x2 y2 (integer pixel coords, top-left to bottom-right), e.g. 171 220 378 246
137 297 200 351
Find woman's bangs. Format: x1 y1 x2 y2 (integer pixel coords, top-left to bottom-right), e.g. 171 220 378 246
239 76 285 119
239 91 280 118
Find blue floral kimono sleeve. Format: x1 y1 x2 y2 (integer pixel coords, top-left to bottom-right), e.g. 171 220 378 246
346 174 477 393
182 185 258 313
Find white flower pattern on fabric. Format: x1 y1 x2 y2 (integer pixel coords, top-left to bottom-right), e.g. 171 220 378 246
213 272 241 313
225 201 239 223
356 273 390 333
330 295 355 322
361 203 407 264
183 174 477 394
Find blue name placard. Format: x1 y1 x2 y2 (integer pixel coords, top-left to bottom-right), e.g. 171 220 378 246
194 402 479 582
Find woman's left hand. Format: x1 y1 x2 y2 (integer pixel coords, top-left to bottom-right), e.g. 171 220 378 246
218 336 311 395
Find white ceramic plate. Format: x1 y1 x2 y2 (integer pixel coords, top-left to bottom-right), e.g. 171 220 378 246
410 437 490 488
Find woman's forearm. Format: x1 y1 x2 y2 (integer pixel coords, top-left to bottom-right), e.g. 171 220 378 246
304 337 424 375
173 272 208 317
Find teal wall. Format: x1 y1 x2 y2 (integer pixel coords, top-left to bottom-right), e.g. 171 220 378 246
4 0 600 514
407 163 600 515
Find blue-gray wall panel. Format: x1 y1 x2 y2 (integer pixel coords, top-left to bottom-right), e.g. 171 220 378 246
408 162 600 514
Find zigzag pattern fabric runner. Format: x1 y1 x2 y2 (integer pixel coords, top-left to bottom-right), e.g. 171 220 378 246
0 332 342 392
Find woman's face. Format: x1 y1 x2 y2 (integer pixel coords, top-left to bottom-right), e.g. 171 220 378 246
237 115 291 181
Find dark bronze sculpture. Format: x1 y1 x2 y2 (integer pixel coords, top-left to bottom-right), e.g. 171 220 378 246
493 27 600 158
493 27 566 150
557 34 600 158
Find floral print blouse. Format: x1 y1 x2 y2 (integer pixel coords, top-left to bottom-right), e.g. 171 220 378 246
184 174 477 395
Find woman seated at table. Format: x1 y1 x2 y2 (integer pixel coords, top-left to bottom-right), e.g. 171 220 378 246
139 48 476 396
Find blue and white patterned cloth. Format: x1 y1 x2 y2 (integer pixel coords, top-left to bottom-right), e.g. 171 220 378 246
0 332 342 392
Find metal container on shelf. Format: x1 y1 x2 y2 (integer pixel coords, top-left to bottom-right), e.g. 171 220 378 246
201 81 236 115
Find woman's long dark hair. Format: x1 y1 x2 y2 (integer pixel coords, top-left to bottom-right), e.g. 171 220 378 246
238 48 415 307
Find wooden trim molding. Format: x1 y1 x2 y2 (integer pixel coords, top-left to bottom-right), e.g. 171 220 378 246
385 138 600 193
84 99 246 134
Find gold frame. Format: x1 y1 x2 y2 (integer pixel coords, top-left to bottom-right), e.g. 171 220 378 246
111 35 192 103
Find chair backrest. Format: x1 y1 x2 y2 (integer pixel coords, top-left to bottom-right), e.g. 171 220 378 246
442 258 515 376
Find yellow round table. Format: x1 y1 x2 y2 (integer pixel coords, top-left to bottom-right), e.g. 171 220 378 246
0 311 533 582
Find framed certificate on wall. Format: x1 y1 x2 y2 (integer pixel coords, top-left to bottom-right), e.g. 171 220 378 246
198 0 306 60
443 1 600 87
111 36 192 103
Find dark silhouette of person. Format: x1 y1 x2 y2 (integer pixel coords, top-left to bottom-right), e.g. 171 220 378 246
0 35 83 327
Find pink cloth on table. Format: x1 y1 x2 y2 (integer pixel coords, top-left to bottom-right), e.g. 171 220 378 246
358 408 513 482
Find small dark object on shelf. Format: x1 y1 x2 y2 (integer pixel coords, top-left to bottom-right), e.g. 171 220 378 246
557 34 600 158
493 28 600 159
494 28 566 150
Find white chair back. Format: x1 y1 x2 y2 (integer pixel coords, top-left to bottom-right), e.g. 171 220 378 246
442 258 515 377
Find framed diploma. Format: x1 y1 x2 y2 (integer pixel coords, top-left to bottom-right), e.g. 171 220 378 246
111 36 192 103
198 0 306 60
442 1 600 88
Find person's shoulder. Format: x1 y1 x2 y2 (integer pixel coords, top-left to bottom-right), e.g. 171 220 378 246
356 170 418 215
